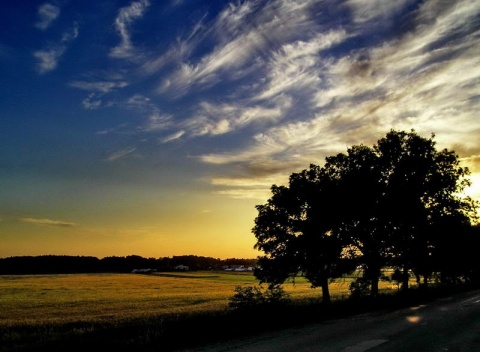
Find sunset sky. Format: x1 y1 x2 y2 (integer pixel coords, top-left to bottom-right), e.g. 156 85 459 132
1 0 479 259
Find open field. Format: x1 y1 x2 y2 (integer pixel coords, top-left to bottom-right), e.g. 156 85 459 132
0 271 402 351
0 271 401 327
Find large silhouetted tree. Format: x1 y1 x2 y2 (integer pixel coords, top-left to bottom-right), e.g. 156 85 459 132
253 130 477 300
322 145 387 296
253 165 355 304
376 131 477 290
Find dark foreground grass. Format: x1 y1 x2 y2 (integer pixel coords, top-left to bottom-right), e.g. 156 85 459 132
2 283 478 352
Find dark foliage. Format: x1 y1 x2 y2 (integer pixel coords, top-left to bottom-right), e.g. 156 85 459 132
228 285 290 310
253 130 479 301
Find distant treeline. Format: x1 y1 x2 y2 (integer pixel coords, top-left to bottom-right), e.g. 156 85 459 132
0 255 257 275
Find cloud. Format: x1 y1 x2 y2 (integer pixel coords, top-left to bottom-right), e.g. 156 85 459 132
209 168 291 201
161 130 185 143
184 97 292 137
33 23 79 74
34 47 66 74
110 0 150 60
125 94 152 108
106 147 137 161
70 80 129 93
215 189 272 200
346 0 417 25
211 175 287 188
47 0 477 202
194 0 480 200
157 0 323 96
82 94 104 110
460 155 480 174
19 217 76 227
90 94 172 134
35 3 60 30
139 112 172 132
257 30 348 100
199 113 345 167
141 9 210 75
70 81 129 109
158 32 264 95
123 95 173 132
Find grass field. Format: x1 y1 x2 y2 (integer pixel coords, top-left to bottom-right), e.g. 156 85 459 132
0 271 401 351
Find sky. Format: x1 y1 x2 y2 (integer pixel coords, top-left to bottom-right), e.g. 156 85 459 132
1 0 479 259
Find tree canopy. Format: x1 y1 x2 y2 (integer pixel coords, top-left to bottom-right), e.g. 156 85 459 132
253 130 478 302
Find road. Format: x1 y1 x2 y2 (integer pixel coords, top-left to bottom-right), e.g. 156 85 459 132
183 289 480 352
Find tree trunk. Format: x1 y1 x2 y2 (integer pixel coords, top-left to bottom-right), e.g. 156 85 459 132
366 261 380 297
321 279 331 304
401 267 409 292
371 277 379 297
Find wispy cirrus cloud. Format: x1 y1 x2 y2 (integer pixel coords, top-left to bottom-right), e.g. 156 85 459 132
200 114 345 169
158 31 264 96
256 30 348 101
124 95 173 133
196 0 480 199
139 112 172 133
93 94 172 136
69 80 129 93
161 130 185 143
141 15 205 75
184 97 292 137
81 94 108 110
33 23 79 74
157 0 322 96
19 217 76 227
345 0 417 25
106 147 137 162
70 80 129 109
211 175 285 200
96 1 326 139
60 0 478 201
110 0 150 60
35 3 60 30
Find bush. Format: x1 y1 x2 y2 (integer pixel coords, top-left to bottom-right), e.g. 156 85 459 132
349 277 370 298
228 285 290 310
391 269 404 290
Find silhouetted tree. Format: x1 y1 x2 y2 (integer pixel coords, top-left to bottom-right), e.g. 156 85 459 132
253 130 477 300
376 131 477 290
323 145 387 296
253 165 356 304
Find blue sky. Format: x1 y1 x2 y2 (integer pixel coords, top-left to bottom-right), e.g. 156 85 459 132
1 0 479 258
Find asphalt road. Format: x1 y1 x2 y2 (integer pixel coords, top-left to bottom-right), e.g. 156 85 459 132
185 289 480 352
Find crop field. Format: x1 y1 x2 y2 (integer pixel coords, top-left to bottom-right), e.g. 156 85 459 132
1 272 259 327
0 271 400 351
0 271 400 327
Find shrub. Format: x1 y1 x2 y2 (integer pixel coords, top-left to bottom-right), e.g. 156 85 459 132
228 285 290 310
349 277 371 298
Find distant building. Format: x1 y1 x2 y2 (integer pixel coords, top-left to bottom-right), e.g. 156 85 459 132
224 265 254 272
174 265 189 271
131 268 156 274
